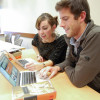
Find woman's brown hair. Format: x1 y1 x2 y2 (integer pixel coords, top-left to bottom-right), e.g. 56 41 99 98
35 13 59 30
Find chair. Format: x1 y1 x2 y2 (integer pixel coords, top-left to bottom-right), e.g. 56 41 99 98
14 34 20 42
5 34 12 43
14 38 23 46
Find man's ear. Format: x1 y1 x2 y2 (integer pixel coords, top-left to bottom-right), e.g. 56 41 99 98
79 11 86 22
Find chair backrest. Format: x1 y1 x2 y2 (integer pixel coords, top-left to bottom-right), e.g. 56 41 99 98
5 34 12 43
14 34 20 42
14 39 23 46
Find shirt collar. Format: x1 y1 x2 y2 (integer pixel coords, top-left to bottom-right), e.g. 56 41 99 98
70 23 89 45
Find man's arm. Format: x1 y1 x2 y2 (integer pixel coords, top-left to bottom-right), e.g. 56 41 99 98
56 46 72 71
64 32 100 87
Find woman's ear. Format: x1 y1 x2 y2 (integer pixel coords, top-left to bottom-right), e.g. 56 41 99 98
52 24 56 31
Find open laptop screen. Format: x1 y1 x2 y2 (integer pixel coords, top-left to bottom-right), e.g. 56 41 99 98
0 53 19 86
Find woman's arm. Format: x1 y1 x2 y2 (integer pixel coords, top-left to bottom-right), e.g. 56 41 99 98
32 46 43 62
42 60 53 67
25 60 53 71
32 46 40 56
26 46 54 70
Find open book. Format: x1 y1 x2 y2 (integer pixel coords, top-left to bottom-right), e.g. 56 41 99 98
12 81 56 100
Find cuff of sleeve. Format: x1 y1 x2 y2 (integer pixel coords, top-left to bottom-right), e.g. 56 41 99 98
55 64 65 72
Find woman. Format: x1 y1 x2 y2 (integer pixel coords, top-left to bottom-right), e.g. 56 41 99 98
26 13 67 71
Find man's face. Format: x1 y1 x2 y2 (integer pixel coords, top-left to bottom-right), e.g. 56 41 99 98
59 8 81 39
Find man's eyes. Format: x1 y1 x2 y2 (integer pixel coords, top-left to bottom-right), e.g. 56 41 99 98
63 18 68 21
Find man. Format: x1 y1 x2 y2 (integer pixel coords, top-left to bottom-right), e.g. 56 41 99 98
40 0 100 92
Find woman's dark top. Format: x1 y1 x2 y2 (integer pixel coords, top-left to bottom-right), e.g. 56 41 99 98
32 34 67 65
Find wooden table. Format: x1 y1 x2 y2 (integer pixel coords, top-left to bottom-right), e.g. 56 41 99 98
51 72 100 100
0 49 100 100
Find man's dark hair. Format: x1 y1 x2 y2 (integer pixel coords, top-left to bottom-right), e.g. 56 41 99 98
55 0 91 23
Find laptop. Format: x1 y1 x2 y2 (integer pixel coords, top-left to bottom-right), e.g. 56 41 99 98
5 50 38 69
0 53 36 86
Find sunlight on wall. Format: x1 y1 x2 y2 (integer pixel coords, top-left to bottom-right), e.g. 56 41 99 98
0 0 100 35
1 9 29 32
0 0 66 35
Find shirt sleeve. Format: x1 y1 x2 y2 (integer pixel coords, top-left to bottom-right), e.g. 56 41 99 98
56 46 72 71
32 34 38 47
64 32 100 88
48 35 68 65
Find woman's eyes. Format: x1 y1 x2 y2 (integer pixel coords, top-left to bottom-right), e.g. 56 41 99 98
38 27 48 31
43 27 48 30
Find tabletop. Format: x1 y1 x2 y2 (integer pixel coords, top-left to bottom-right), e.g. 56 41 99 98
0 49 100 100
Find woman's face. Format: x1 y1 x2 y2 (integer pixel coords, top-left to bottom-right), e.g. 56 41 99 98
38 20 54 41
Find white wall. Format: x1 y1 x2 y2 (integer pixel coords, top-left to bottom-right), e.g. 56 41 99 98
0 0 100 35
88 0 100 25
0 0 64 34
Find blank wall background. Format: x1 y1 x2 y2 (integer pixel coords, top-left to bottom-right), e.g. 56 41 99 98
0 0 100 35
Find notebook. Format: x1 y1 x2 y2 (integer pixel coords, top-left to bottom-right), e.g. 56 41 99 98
0 53 37 86
12 81 56 100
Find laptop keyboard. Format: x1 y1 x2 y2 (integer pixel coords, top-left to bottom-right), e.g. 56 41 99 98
21 71 36 86
18 59 29 66
17 60 37 86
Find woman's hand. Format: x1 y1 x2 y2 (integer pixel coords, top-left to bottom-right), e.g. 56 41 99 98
37 55 44 62
25 63 44 71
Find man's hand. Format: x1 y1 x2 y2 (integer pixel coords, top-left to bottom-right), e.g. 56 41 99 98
39 66 61 79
